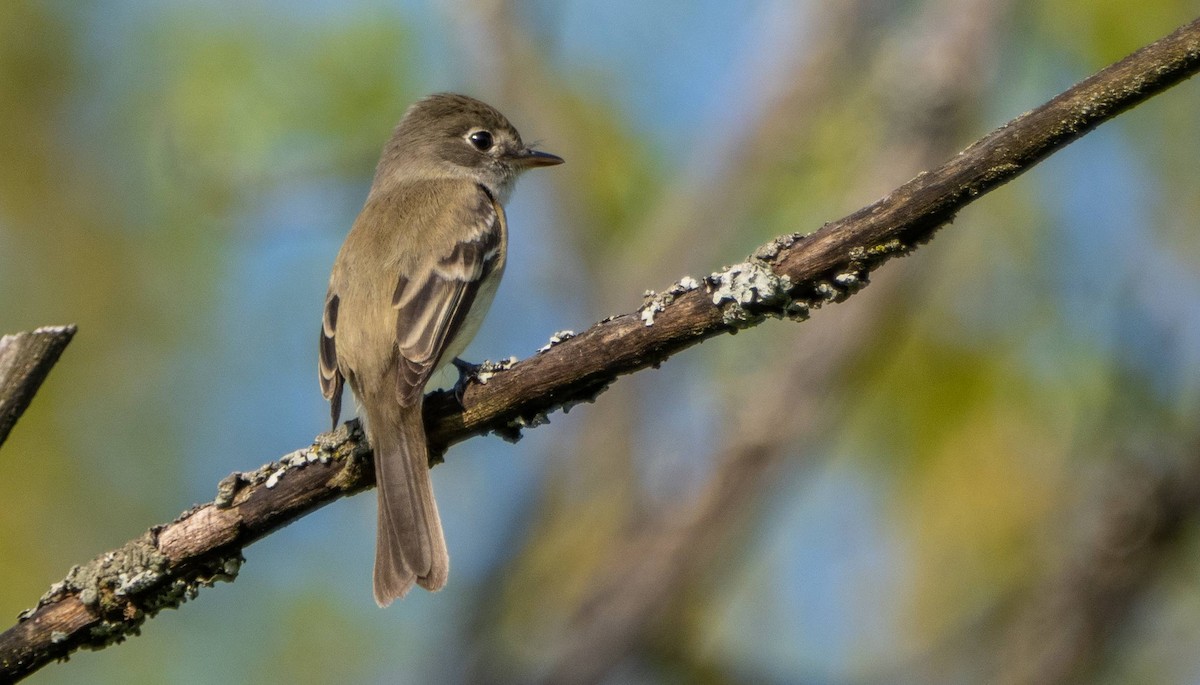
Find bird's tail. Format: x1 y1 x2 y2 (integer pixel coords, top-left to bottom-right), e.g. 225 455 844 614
369 402 449 606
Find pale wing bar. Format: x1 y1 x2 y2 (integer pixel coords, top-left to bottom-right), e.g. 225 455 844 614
391 186 503 407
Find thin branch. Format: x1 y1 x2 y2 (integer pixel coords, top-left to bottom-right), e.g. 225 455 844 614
0 325 76 449
1 15 1198 683
520 0 1016 680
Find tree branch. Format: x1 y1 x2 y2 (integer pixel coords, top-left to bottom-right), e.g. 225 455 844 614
0 325 76 450
2 15 1199 683
516 0 1017 679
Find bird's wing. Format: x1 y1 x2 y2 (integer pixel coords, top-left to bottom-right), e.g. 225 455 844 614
319 290 344 430
391 184 504 407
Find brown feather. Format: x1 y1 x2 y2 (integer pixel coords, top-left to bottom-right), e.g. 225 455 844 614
318 93 560 604
318 292 343 430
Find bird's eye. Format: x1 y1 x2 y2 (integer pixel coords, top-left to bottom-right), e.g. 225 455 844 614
468 130 494 151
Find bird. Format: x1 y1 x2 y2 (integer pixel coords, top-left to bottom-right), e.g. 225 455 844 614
319 93 563 605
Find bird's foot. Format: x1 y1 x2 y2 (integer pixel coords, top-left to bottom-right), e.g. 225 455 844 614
450 357 481 405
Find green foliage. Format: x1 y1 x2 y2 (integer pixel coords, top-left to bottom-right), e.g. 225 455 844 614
3 2 1200 684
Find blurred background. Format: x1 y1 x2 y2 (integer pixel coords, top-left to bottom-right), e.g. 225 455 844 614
3 1 1200 683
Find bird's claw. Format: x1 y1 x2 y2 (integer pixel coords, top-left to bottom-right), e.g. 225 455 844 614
450 357 480 405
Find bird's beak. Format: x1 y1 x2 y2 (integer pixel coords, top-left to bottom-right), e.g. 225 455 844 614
509 147 564 168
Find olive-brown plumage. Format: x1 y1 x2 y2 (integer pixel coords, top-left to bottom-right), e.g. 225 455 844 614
319 93 562 605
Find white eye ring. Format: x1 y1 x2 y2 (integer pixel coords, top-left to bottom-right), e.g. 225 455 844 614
467 129 494 151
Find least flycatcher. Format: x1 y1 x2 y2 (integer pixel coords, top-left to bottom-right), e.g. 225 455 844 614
319 93 563 606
